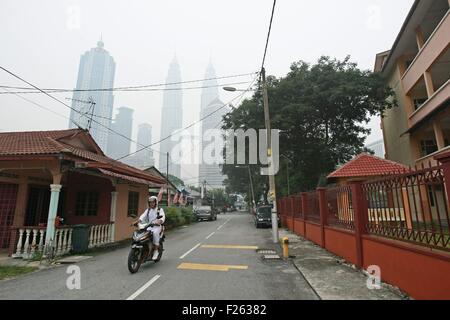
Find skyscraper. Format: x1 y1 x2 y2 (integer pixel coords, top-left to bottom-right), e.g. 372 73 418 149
126 123 155 169
69 39 116 151
107 107 133 159
159 56 183 178
198 62 228 188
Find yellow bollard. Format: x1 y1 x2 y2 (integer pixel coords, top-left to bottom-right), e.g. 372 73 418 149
282 237 289 258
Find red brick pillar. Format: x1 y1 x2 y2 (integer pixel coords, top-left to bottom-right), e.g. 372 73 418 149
301 192 308 237
435 151 450 208
317 188 328 248
350 181 368 269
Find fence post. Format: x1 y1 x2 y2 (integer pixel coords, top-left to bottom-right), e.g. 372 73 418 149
301 192 308 238
290 197 295 231
350 181 368 269
317 188 328 248
435 152 450 205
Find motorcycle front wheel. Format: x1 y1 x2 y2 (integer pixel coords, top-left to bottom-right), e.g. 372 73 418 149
128 248 142 273
154 242 164 262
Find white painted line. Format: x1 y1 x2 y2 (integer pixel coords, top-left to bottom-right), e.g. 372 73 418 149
206 232 215 239
126 275 161 300
217 219 231 230
179 243 202 259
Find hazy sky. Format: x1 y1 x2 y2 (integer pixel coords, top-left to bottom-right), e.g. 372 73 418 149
0 0 415 182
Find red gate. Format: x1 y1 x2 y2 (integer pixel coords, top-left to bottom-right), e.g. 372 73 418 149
0 183 18 249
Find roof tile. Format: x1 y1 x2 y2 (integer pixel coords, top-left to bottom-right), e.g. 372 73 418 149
327 153 408 179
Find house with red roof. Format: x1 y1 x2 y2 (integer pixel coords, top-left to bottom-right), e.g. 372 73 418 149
0 129 165 258
327 153 413 228
327 153 408 185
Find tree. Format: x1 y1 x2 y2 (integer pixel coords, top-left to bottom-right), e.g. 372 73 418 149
167 174 185 188
222 56 396 195
209 189 231 208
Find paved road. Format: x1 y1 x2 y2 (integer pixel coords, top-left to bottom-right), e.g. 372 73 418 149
0 212 318 300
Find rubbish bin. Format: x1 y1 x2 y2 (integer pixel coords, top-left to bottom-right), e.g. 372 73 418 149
71 224 90 254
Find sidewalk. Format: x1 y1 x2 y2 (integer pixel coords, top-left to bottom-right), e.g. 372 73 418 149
278 229 410 300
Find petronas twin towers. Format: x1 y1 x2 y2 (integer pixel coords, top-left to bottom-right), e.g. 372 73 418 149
158 57 227 188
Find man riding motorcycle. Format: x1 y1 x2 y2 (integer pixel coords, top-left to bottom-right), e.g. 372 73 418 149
138 195 165 261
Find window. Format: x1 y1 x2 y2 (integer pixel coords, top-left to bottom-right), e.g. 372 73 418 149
128 191 140 218
413 98 427 110
75 192 99 216
420 140 438 157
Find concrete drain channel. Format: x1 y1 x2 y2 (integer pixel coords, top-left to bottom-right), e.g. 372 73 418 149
256 249 281 260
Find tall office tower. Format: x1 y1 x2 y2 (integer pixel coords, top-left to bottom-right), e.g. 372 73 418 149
127 123 155 169
69 39 116 151
159 56 183 178
198 62 228 188
107 107 133 159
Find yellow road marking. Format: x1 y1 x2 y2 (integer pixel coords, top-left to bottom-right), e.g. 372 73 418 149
177 263 248 272
201 245 258 250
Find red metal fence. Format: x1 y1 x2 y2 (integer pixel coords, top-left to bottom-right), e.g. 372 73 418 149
305 191 320 223
277 154 450 299
363 164 450 249
279 164 450 251
326 186 354 231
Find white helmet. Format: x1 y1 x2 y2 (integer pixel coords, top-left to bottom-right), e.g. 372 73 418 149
148 195 158 205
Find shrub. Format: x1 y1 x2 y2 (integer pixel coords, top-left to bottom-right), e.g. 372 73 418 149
181 207 194 224
163 206 194 229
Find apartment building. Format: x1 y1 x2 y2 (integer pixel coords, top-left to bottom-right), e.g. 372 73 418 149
375 0 450 166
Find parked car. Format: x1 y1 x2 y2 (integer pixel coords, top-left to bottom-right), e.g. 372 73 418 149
254 206 281 228
194 205 217 221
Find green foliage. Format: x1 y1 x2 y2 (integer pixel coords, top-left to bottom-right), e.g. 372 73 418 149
181 207 194 224
0 266 38 280
167 174 185 187
209 189 231 208
163 206 194 229
222 56 397 195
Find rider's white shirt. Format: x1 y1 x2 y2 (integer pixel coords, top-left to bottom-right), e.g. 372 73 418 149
139 207 165 225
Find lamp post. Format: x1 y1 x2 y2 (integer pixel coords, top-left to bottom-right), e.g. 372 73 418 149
224 70 279 243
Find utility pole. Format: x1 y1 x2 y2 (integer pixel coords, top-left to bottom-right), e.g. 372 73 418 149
286 160 290 196
248 166 256 213
262 67 279 243
166 152 170 207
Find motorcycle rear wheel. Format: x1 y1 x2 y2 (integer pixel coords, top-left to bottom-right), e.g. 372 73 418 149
128 248 142 273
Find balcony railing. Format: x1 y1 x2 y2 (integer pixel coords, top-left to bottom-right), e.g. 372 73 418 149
402 10 450 94
11 223 114 259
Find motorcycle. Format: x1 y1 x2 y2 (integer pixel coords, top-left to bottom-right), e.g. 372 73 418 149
127 219 165 274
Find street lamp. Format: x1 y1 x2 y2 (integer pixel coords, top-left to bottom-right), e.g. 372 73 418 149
223 87 239 92
225 68 279 244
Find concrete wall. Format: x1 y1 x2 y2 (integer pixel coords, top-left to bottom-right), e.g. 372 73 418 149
114 184 149 241
305 222 322 246
382 68 415 166
362 236 450 300
324 227 357 265
63 172 113 225
293 218 305 236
